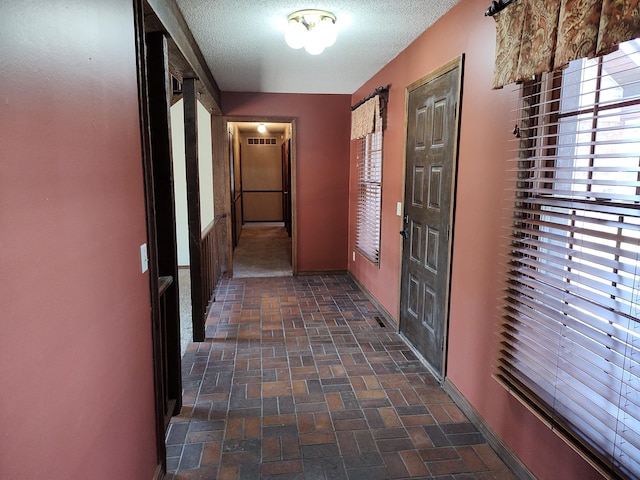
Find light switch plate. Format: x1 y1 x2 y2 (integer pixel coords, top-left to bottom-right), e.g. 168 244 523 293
140 244 149 273
396 202 403 216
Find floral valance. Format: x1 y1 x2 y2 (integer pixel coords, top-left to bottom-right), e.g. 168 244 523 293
492 0 640 88
350 95 381 140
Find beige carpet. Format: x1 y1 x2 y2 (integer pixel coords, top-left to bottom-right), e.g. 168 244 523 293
232 223 292 278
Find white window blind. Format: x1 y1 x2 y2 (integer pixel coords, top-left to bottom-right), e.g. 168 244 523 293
497 39 640 479
356 128 383 266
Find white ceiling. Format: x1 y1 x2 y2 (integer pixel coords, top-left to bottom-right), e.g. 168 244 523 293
175 0 459 94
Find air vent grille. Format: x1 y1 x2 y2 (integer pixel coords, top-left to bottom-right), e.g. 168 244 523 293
247 137 277 145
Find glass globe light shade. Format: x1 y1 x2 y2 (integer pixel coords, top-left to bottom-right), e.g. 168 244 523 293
304 30 325 55
316 17 337 48
304 22 328 55
285 19 306 49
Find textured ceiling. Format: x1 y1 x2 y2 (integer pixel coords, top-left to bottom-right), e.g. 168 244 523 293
175 0 459 94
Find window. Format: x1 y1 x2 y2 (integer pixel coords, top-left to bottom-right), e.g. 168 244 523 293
497 39 640 479
355 127 383 266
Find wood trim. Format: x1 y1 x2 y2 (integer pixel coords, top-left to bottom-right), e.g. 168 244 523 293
201 219 216 238
152 464 164 480
406 56 463 93
146 0 221 114
200 217 224 319
212 115 233 275
183 78 205 342
146 31 183 418
443 379 536 480
289 120 298 275
296 270 348 276
133 0 166 472
223 116 298 275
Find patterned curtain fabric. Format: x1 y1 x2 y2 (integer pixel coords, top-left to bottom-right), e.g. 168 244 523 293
492 2 526 87
518 0 561 78
492 0 640 88
597 0 640 55
554 0 602 68
350 96 380 140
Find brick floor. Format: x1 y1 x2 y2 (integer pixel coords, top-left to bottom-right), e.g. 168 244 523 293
165 275 518 480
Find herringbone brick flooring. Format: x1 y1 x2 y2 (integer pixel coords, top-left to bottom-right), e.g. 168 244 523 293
165 275 517 479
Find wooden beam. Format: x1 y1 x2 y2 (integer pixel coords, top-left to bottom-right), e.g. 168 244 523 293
212 115 233 275
183 78 206 342
146 0 222 114
145 31 183 415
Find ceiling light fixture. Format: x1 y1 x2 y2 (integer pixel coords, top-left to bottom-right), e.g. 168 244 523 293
257 123 267 133
284 9 337 55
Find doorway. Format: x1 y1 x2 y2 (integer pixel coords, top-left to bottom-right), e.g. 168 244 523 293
227 120 296 277
399 56 463 380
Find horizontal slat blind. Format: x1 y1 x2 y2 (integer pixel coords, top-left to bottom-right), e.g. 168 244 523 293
497 39 640 479
356 128 383 266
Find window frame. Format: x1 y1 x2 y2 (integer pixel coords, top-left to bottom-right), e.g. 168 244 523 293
355 126 383 266
497 40 640 480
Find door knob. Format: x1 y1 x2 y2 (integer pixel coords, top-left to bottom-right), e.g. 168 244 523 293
400 226 409 239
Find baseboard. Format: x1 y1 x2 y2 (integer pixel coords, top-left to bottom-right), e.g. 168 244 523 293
296 270 348 276
443 379 535 480
349 273 399 332
152 464 164 480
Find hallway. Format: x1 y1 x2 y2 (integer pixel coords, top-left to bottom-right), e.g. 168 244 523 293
165 275 517 479
233 223 293 278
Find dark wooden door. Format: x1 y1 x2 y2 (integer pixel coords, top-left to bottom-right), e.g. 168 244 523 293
282 138 292 236
400 58 462 379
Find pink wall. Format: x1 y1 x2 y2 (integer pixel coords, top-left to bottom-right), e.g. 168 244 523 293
349 1 600 478
222 93 352 273
0 2 158 479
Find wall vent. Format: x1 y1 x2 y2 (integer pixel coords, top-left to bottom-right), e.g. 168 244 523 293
247 137 277 145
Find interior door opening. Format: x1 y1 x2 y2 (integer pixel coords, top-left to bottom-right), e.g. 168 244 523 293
227 120 296 278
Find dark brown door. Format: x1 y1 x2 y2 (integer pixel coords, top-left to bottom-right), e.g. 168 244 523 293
400 57 463 379
282 138 292 236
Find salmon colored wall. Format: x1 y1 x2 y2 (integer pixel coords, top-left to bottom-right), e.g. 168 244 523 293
0 2 158 479
349 1 600 478
222 93 351 273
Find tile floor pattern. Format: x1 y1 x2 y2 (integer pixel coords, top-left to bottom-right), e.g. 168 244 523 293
166 275 517 480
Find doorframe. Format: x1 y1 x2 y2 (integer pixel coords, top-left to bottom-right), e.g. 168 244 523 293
135 0 197 473
398 55 465 380
223 116 298 275
133 0 170 473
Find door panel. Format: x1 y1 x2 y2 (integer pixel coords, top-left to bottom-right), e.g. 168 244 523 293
400 58 462 379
